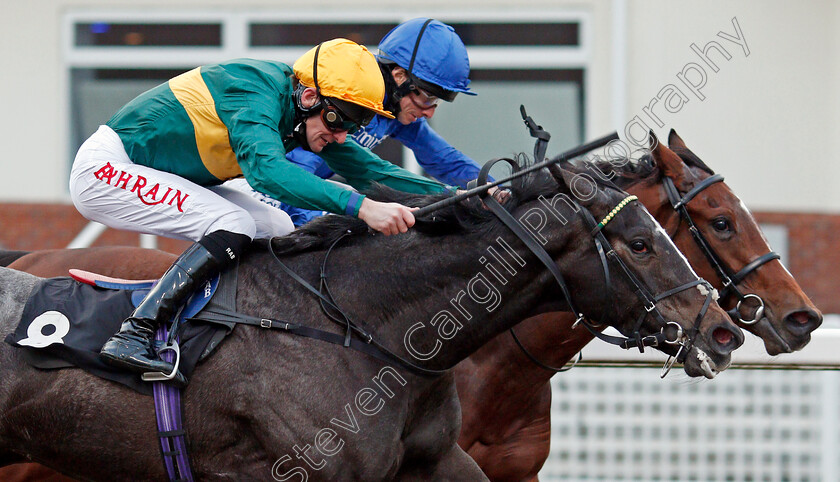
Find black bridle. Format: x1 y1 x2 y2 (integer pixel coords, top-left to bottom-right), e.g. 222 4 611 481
224 143 711 378
662 174 780 325
474 156 716 378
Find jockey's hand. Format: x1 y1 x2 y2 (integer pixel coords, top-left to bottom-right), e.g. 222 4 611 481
488 186 511 204
455 184 511 209
358 198 416 235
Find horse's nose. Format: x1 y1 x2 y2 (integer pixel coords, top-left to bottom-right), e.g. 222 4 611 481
783 308 822 336
709 323 744 356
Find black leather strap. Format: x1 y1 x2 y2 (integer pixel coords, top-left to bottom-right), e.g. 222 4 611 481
731 252 780 285
191 306 447 378
509 327 580 372
476 158 585 322
672 174 724 208
520 105 551 162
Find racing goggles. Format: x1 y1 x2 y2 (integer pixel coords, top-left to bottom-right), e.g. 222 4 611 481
410 74 458 103
409 87 441 108
321 97 375 134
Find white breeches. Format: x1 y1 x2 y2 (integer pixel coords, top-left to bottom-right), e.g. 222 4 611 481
69 125 294 242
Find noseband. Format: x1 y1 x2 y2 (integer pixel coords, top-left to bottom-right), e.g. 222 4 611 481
662 174 780 324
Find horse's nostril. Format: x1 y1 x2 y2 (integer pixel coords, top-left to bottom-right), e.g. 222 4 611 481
784 309 823 335
713 327 734 346
789 311 813 325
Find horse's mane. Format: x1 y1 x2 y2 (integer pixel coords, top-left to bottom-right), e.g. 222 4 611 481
581 145 715 190
268 154 560 255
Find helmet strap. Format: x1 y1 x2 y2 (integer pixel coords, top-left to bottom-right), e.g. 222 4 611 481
380 62 408 115
407 19 434 76
292 117 312 152
380 18 437 115
292 83 323 152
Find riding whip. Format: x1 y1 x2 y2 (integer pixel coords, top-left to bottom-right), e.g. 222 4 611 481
413 130 620 218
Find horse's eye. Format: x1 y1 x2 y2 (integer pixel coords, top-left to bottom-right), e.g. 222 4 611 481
712 218 731 232
630 240 648 253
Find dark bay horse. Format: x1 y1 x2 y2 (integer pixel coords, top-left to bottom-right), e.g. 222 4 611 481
454 131 822 481
0 165 741 480
1 132 816 482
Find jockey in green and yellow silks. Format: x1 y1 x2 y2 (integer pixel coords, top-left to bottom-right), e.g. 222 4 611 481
69 39 451 385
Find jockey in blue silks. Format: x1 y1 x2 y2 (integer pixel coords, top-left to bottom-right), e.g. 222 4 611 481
227 18 496 226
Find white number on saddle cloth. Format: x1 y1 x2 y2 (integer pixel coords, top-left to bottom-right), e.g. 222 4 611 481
18 310 71 348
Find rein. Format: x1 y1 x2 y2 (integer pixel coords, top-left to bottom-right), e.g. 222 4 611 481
501 107 702 375
196 233 449 377
662 174 780 324
473 156 714 377
244 135 643 377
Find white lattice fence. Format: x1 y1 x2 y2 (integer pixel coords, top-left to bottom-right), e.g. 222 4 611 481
539 324 840 481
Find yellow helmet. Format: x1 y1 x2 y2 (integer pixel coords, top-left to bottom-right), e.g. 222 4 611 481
293 38 394 119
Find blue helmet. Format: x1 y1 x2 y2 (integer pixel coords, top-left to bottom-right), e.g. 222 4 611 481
377 18 476 101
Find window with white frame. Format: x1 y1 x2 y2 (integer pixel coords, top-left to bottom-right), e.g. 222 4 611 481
64 10 591 177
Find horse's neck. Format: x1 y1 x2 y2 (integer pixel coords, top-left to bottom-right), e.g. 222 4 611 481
255 228 563 372
379 232 557 371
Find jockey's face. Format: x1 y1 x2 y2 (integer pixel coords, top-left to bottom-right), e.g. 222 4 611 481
391 68 438 125
300 87 349 152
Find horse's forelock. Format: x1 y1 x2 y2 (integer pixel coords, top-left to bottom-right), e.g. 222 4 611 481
583 155 659 190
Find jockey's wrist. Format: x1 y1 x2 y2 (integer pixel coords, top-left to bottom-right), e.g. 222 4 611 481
345 192 366 217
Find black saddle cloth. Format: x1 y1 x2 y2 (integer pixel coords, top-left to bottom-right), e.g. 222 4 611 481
4 269 237 395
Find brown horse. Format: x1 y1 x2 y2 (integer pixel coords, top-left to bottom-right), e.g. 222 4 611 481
453 130 822 481
4 246 175 279
1 132 818 482
0 164 743 480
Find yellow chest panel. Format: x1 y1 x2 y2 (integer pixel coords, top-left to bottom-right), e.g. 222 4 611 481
169 68 242 180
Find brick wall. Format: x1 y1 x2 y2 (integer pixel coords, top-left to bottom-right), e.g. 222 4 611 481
754 212 840 314
0 204 837 313
0 203 189 253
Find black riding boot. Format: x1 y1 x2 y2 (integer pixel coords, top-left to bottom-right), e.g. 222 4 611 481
100 242 222 384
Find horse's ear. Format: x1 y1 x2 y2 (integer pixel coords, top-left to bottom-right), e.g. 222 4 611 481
648 130 660 150
668 129 687 150
668 128 700 160
651 134 693 188
548 162 569 193
547 163 576 193
547 163 600 207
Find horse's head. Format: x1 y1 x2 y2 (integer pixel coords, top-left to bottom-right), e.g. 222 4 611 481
539 163 743 378
641 130 822 355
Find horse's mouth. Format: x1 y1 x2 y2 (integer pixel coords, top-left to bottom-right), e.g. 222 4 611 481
751 317 793 355
686 347 726 379
697 349 719 379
